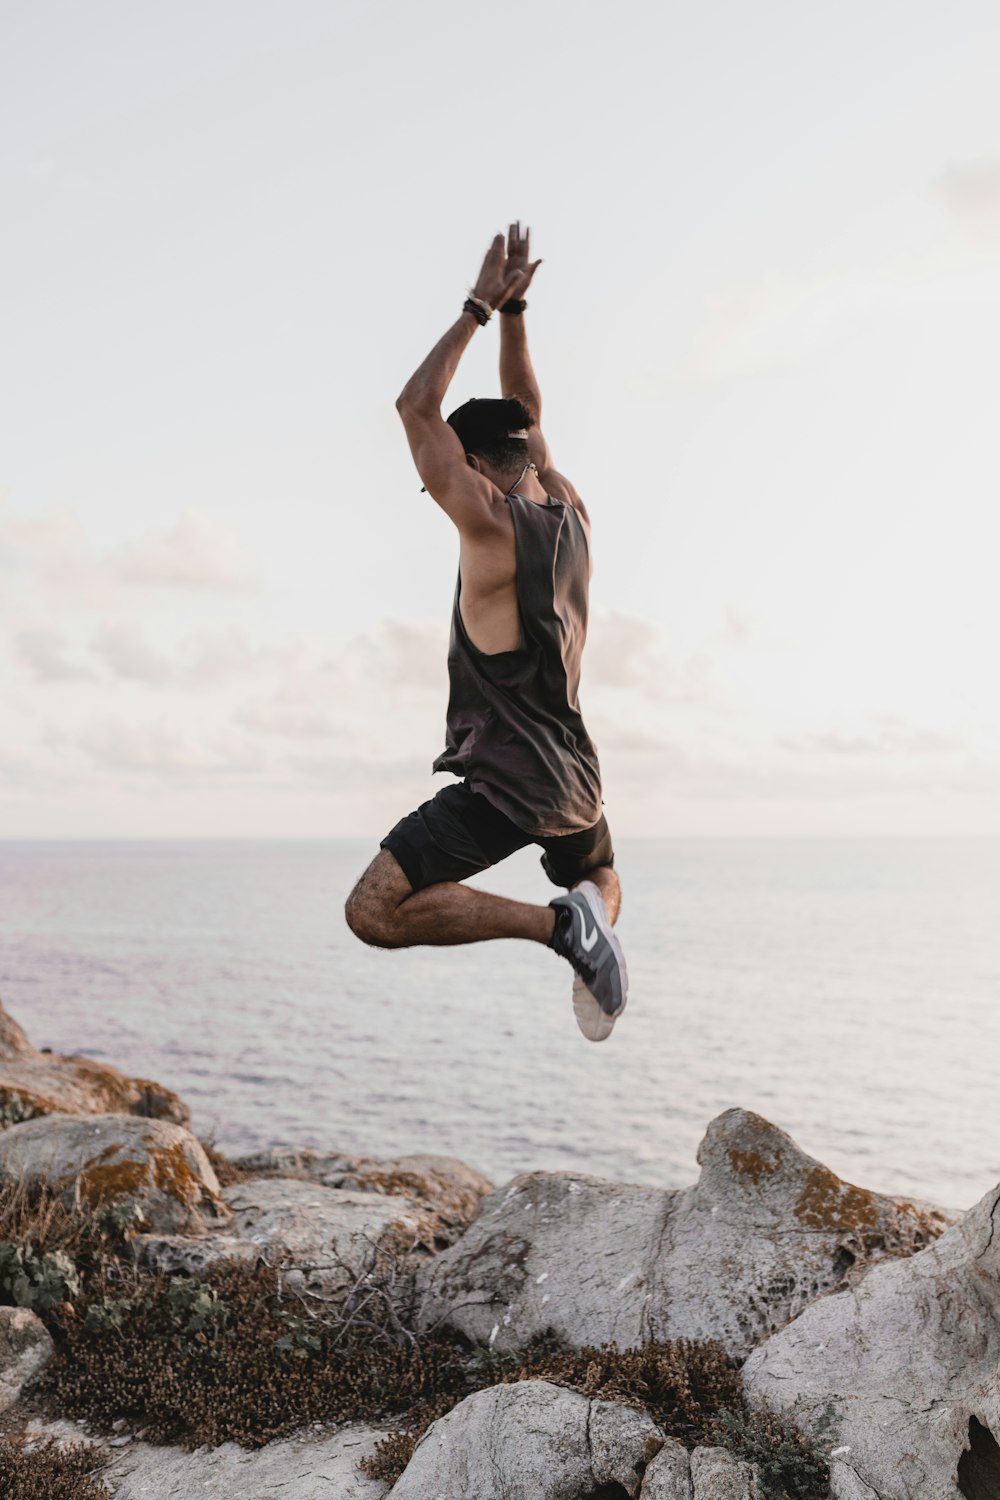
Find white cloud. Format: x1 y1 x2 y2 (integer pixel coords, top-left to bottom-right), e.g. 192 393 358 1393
13 626 95 683
0 505 256 605
584 607 718 705
352 619 448 694
235 703 342 740
778 717 966 758
112 512 256 593
57 719 268 777
91 624 173 683
182 629 270 685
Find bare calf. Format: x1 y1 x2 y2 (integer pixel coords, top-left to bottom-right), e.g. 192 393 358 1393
344 849 620 949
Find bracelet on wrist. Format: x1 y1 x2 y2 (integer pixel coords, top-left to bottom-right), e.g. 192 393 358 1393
463 293 492 326
500 298 527 315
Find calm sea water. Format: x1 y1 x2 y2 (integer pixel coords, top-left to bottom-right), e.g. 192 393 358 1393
1 838 998 1213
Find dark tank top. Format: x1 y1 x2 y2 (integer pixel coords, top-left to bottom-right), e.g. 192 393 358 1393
432 488 603 837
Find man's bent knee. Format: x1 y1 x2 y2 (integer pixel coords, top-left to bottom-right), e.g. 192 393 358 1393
344 850 413 948
344 886 401 948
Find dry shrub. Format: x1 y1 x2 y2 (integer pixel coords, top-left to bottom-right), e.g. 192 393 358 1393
0 1437 110 1500
0 1177 87 1264
41 1258 471 1449
502 1336 742 1442
358 1428 418 1481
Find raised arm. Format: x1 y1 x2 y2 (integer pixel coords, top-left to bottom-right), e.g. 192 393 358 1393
498 222 585 516
395 231 536 535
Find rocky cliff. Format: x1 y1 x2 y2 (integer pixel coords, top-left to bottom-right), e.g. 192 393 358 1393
0 998 991 1500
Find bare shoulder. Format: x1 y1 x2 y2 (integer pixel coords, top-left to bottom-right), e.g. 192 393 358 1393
542 466 590 526
525 427 590 524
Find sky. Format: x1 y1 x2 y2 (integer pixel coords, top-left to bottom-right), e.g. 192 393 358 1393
3 0 1000 838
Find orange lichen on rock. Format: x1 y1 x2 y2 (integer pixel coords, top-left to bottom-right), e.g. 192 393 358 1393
893 1199 951 1239
152 1141 222 1211
70 1138 225 1223
727 1149 777 1185
0 1114 227 1237
77 1155 151 1207
793 1165 879 1232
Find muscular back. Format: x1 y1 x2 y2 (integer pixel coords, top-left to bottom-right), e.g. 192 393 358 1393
458 459 590 655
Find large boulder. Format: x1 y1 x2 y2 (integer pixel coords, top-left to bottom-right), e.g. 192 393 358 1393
234 1147 493 1247
0 1114 227 1234
387 1380 664 1499
0 1306 54 1412
418 1109 949 1357
136 1177 428 1292
743 1176 1000 1499
0 1001 188 1126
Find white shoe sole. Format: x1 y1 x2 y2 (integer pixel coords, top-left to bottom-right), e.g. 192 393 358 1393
572 973 618 1042
569 880 628 1043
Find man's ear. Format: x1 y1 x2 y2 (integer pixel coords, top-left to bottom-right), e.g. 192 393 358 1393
466 454 481 471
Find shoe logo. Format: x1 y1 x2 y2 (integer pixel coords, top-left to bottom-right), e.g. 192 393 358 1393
577 908 599 952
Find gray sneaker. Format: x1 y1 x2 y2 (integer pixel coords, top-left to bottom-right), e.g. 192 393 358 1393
547 880 628 1042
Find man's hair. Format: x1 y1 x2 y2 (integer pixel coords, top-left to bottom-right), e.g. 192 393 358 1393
446 397 535 474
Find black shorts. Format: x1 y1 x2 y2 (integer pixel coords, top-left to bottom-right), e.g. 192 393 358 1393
380 781 615 893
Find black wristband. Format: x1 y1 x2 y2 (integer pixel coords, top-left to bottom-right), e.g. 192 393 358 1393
500 298 527 315
463 297 490 327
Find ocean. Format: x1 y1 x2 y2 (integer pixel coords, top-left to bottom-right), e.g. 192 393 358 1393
1 837 998 1213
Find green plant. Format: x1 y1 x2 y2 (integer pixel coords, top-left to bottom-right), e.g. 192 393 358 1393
83 1296 132 1336
91 1199 145 1241
708 1404 831 1499
0 1240 80 1314
275 1308 323 1357
163 1275 231 1339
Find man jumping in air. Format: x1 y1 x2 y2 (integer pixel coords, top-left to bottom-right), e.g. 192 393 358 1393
345 223 628 1041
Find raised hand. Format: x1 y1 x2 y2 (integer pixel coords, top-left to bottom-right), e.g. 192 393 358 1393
505 220 542 296
471 224 542 311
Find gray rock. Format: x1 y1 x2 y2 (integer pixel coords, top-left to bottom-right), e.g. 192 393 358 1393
0 999 188 1126
220 1176 426 1292
22 1416 97 1447
418 1108 949 1356
743 1177 1000 1499
101 1424 390 1498
689 1445 764 1499
639 1438 692 1498
0 1113 227 1233
0 1306 54 1411
133 1231 261 1275
235 1147 492 1246
589 1398 666 1493
387 1380 663 1499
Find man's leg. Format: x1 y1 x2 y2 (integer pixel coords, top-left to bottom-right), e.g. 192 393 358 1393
581 864 620 924
538 816 628 1040
345 849 556 949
